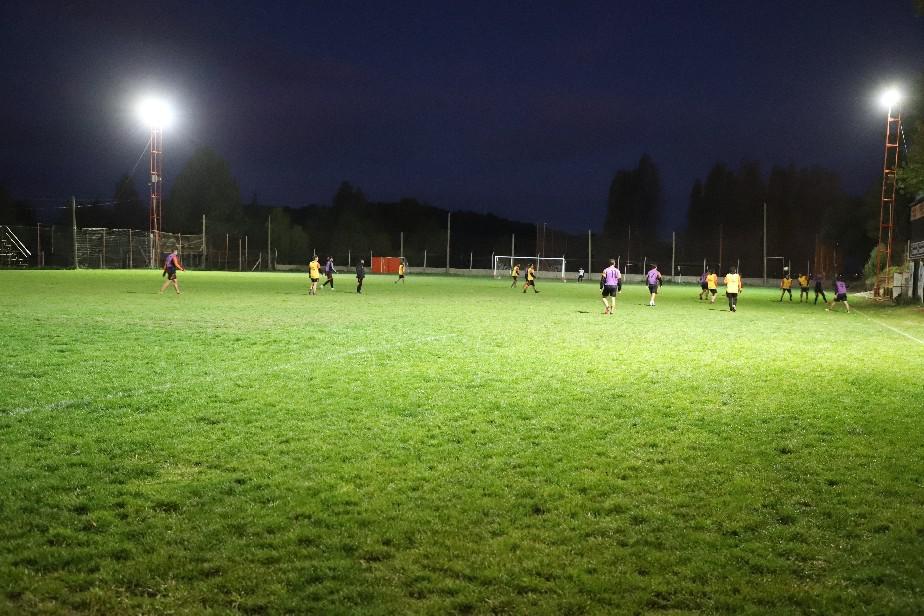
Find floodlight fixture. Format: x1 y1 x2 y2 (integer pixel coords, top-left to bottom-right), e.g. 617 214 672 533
879 87 902 111
137 97 174 129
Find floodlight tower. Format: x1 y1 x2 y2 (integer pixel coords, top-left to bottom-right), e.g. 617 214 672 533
874 88 902 299
138 98 172 265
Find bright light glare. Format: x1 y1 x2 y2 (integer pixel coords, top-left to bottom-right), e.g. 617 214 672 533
879 88 902 110
137 97 174 128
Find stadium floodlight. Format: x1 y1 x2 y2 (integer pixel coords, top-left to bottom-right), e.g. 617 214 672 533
879 87 902 111
137 97 174 129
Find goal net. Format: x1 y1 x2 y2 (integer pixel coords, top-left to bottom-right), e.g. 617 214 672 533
493 255 566 280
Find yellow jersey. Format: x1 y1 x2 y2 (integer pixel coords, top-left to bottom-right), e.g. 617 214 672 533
798 275 809 287
512 265 520 277
398 263 405 275
309 260 320 278
725 273 742 294
706 273 718 289
781 276 792 289
527 267 535 281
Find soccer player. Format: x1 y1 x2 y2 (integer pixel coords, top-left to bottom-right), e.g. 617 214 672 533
522 263 539 293
510 263 521 287
724 266 742 312
698 270 708 300
779 271 793 302
600 258 621 314
322 256 336 289
706 269 719 304
826 275 850 313
308 255 321 295
646 263 662 306
159 248 185 294
798 272 810 303
813 272 827 304
395 259 406 284
577 267 585 283
356 259 365 293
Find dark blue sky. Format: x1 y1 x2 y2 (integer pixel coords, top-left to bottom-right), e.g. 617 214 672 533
1 1 922 232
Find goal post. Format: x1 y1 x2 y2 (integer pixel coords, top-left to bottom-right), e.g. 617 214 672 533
493 255 566 280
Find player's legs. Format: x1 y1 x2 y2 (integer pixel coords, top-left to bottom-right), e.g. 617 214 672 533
172 277 180 294
159 279 170 293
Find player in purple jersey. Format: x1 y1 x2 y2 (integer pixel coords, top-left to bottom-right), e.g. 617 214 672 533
600 259 621 315
159 248 185 294
826 275 850 313
646 264 662 306
698 271 708 300
813 272 827 304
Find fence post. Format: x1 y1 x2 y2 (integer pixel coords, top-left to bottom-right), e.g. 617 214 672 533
424 249 427 269
348 249 351 268
101 229 106 269
202 214 207 268
238 237 242 271
511 233 515 259
225 234 229 270
71 196 78 269
129 229 133 268
671 231 676 282
400 231 404 260
469 251 472 270
245 235 248 270
267 215 271 271
587 229 591 275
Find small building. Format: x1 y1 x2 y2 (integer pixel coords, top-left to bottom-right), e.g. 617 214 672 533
911 197 924 302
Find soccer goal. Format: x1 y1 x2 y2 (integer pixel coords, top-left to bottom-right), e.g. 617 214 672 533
494 255 566 280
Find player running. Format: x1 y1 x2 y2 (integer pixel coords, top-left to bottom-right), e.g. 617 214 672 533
706 269 719 303
779 271 793 302
826 275 850 313
395 259 406 284
322 256 336 289
698 270 708 300
356 259 366 293
159 248 185 295
522 263 539 293
798 272 810 302
813 272 827 304
510 263 521 287
646 263 662 306
577 267 585 283
600 259 621 314
724 266 742 312
308 255 321 295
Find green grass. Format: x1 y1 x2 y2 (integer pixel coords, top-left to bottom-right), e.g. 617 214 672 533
1 270 923 614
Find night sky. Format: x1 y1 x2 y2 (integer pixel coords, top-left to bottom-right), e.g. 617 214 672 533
2 1 923 233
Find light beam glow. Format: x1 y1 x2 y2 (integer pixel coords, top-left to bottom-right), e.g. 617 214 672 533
137 97 174 128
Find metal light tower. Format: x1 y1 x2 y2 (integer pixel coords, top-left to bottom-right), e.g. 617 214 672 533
138 98 172 266
874 88 902 299
150 125 163 262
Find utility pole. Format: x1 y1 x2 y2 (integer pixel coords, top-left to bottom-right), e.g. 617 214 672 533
718 224 724 273
446 211 451 273
671 231 676 283
626 224 631 275
587 229 592 274
400 231 404 260
202 214 207 267
763 202 767 286
71 196 78 269
267 215 271 271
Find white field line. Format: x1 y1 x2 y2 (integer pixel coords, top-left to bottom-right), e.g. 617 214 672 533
4 333 455 417
853 309 924 346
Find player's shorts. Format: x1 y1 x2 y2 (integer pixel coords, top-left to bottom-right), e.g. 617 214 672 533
526 279 535 287
835 293 847 302
700 282 708 290
326 272 333 279
648 284 658 294
602 285 617 297
709 288 717 295
310 277 319 283
398 274 405 279
166 267 176 280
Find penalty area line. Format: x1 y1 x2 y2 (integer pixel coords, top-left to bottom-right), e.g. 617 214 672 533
853 309 924 346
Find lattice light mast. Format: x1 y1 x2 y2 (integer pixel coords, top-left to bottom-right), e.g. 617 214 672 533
138 98 172 266
874 88 902 299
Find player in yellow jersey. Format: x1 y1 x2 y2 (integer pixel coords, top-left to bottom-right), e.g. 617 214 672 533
395 259 406 284
706 269 719 304
797 273 810 302
724 267 742 312
308 255 321 295
779 270 793 302
510 263 521 287
522 263 539 293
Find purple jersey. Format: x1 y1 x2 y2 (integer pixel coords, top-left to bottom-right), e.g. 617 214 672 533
164 253 178 269
603 266 621 286
699 272 707 283
647 268 660 285
835 280 847 295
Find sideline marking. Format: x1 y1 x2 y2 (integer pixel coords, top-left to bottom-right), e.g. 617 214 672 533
3 333 455 417
854 309 924 346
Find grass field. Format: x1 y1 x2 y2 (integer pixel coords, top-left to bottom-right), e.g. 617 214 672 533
1 269 923 614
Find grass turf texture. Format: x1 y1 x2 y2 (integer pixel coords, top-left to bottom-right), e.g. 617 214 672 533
1 270 923 615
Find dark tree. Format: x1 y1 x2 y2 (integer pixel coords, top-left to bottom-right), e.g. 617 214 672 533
167 146 242 233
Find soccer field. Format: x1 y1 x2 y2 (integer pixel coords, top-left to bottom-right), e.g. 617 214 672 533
1 270 923 614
